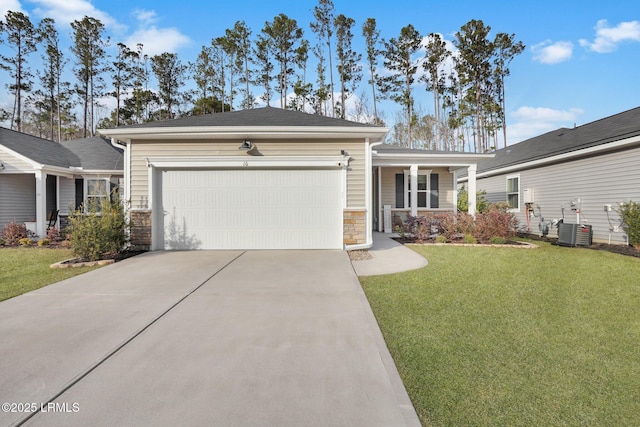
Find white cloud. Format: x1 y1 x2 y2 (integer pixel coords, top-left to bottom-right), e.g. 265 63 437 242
508 106 584 143
124 27 190 57
1 0 24 19
30 0 122 31
132 9 158 27
122 9 190 56
531 40 573 64
579 19 640 53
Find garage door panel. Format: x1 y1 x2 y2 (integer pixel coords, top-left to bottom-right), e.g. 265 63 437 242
160 169 342 250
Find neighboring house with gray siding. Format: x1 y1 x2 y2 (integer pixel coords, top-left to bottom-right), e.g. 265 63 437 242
0 129 123 237
458 106 640 245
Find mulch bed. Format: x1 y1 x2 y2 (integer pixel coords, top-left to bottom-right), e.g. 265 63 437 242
394 233 640 259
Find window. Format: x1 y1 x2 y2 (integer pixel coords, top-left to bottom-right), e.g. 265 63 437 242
395 171 439 209
85 178 109 212
506 175 520 210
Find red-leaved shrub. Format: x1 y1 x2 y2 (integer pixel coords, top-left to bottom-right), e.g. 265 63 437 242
2 221 28 245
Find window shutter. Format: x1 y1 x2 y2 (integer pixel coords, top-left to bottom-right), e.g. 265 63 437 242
395 174 404 208
75 179 84 210
430 174 439 208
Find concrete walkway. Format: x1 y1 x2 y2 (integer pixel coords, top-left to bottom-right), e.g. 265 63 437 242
0 250 420 427
351 233 428 276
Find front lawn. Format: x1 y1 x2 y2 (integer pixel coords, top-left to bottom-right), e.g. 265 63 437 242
361 242 640 427
0 247 99 301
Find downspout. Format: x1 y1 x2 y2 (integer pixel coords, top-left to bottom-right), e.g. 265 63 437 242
345 139 384 251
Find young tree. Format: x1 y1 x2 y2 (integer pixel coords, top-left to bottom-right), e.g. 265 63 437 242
362 18 382 123
422 33 451 150
493 32 524 148
0 11 39 132
310 0 335 116
334 14 362 119
382 24 423 148
151 52 187 120
262 14 303 109
70 16 109 137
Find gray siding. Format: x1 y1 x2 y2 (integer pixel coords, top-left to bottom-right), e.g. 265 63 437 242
59 177 75 215
474 146 640 244
0 174 35 229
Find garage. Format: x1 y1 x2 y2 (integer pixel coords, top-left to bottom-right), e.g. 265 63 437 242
158 168 344 250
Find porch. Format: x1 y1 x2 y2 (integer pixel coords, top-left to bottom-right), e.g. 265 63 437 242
370 144 492 233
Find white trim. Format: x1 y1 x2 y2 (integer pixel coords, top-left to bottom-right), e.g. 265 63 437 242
35 171 47 237
377 166 383 232
467 164 477 216
146 155 350 169
506 174 521 212
403 168 433 214
99 126 389 142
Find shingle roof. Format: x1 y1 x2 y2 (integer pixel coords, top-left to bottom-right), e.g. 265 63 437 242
62 136 123 171
113 106 378 129
0 128 123 171
476 106 640 174
0 127 76 167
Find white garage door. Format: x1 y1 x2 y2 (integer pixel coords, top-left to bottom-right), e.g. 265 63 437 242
159 168 343 250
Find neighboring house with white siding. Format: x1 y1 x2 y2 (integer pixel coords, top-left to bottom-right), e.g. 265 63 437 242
100 107 491 251
458 106 640 245
0 129 124 237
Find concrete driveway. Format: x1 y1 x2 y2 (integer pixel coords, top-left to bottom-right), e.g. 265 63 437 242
0 250 419 427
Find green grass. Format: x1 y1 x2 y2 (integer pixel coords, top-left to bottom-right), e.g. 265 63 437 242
0 247 99 301
360 242 640 427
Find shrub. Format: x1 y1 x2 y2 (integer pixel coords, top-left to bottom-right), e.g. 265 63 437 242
618 201 640 249
490 236 507 245
463 234 478 244
19 237 32 247
457 186 490 213
435 235 447 243
2 221 28 245
37 238 50 247
0 238 4 246
439 212 476 242
474 206 519 242
47 227 61 241
68 198 129 261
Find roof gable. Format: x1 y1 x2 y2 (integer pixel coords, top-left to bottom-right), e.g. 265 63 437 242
0 128 123 171
62 136 123 171
114 106 377 129
0 127 77 168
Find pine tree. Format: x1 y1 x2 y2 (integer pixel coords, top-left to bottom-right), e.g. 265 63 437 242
362 18 382 124
382 24 423 148
310 0 335 116
334 14 361 119
262 14 303 109
70 16 109 137
151 52 187 120
0 11 39 132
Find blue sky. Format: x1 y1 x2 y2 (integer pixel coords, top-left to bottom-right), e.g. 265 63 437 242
2 0 639 145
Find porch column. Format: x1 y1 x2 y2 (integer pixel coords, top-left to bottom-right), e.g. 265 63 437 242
35 170 47 237
452 169 459 213
467 163 477 217
410 164 418 217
